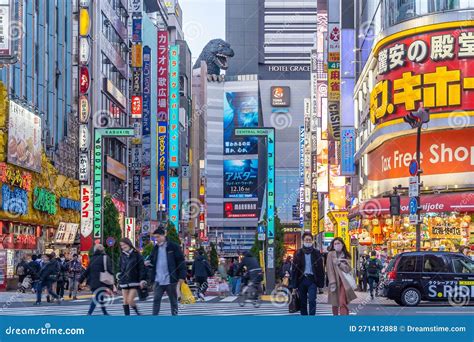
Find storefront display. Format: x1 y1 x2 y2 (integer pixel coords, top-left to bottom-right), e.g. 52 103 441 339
349 212 473 256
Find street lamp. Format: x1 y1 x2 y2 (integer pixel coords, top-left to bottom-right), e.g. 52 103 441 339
403 107 430 251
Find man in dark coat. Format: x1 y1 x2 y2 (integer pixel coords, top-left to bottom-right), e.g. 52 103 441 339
146 227 186 315
79 244 113 315
35 254 61 305
192 250 212 300
291 232 325 315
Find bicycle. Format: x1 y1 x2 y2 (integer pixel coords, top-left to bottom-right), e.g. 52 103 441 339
237 281 262 308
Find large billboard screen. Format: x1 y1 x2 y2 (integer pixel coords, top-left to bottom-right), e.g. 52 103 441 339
223 92 259 155
8 101 42 173
223 159 258 198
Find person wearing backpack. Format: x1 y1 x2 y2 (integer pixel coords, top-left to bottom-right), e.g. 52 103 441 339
365 251 383 299
192 250 212 300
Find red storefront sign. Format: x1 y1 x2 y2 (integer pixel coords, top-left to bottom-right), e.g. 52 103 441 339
370 25 474 125
157 30 169 122
79 66 90 94
0 234 37 250
368 127 474 180
131 95 142 118
352 192 474 217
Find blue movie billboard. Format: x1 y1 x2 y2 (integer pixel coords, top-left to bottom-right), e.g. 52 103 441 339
223 92 259 155
224 159 258 198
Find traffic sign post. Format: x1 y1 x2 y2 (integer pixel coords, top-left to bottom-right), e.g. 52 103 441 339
408 176 419 197
235 128 275 294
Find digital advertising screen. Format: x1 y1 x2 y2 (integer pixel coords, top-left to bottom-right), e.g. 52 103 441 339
223 91 259 155
223 159 258 198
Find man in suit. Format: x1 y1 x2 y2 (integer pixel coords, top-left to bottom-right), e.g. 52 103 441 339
146 226 186 315
291 232 325 315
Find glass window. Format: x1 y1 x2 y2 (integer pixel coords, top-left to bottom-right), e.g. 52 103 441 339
398 255 417 272
452 257 474 274
423 254 449 272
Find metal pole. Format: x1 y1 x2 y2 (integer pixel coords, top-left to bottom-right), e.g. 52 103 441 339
415 124 422 251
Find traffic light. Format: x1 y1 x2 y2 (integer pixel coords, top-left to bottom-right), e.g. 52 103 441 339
404 108 430 128
389 195 400 216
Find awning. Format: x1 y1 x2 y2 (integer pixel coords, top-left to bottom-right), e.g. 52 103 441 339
350 192 474 218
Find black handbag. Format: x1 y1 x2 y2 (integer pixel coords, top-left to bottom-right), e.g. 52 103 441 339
138 286 149 301
289 291 300 313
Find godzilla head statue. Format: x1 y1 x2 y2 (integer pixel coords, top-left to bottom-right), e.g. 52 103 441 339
193 39 235 76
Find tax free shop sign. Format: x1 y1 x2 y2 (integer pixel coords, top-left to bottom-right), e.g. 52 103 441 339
368 128 474 195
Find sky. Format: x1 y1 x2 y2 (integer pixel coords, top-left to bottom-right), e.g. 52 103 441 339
179 0 226 64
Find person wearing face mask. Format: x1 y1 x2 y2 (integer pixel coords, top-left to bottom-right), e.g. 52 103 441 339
290 232 325 315
326 237 357 315
145 226 186 315
118 237 147 315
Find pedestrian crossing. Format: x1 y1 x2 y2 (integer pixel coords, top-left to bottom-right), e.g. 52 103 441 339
0 296 352 316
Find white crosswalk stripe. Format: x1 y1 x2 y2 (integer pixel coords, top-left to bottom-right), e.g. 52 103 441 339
0 296 350 316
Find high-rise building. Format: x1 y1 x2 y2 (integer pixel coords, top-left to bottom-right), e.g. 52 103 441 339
0 0 76 177
225 0 317 227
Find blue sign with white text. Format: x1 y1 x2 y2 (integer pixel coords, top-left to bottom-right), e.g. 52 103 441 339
341 127 356 175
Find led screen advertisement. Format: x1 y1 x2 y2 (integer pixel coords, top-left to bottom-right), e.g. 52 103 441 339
223 159 258 198
223 92 259 155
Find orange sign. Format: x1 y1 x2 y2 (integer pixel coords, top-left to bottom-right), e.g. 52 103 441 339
368 127 474 180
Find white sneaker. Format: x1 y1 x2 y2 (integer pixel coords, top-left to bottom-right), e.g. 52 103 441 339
199 293 205 301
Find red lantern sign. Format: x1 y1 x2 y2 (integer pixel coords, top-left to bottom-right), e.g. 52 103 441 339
131 95 142 118
79 66 90 94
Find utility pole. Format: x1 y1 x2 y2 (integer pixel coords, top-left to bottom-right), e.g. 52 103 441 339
404 107 430 251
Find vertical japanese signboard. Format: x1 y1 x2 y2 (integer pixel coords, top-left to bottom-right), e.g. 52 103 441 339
168 45 180 168
157 30 169 212
80 185 93 238
157 30 169 122
327 23 341 141
158 122 168 209
93 129 134 240
340 127 355 175
169 176 179 231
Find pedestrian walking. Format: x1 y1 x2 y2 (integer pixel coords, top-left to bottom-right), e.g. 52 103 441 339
290 232 325 315
280 256 292 288
146 227 186 316
67 254 83 299
56 254 68 299
34 254 61 305
28 254 41 294
192 250 212 301
118 238 147 315
365 251 383 299
15 255 29 286
358 254 369 292
79 244 114 316
326 237 357 315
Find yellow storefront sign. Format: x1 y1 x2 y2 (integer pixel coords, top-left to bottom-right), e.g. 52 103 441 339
328 211 349 248
311 200 318 236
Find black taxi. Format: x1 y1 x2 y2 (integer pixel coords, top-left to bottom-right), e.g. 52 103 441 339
381 251 474 306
